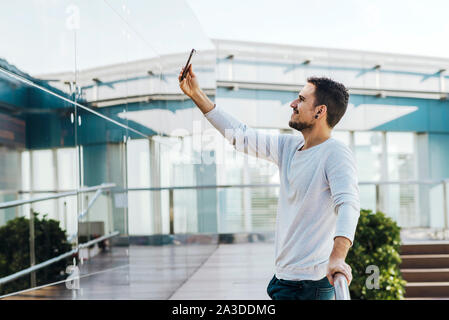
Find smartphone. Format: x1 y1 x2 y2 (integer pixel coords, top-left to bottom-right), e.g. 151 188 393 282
180 48 196 81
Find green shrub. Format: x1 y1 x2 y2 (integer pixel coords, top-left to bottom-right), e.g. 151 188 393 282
0 212 72 295
346 209 407 300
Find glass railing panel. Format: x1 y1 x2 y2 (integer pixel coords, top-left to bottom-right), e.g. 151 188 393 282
75 106 130 291
0 59 77 296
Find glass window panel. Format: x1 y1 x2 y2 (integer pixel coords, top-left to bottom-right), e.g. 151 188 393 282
386 132 417 227
332 131 350 146
354 131 383 181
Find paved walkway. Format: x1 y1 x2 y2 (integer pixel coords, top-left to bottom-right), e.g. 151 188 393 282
170 243 275 300
1 242 275 300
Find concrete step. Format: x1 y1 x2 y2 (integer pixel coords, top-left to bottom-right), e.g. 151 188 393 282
401 268 449 282
401 242 449 255
400 254 449 269
404 282 449 298
405 297 449 300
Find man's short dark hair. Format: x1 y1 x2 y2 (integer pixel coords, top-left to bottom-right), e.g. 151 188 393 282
307 77 349 128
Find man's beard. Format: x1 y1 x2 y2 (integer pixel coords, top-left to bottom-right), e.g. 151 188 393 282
289 119 313 132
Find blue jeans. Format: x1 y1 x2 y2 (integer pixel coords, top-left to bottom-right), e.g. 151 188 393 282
267 275 335 300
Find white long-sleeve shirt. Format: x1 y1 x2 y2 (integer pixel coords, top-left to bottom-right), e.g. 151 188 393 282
205 105 360 281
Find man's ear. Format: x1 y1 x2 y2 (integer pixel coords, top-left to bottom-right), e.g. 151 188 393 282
315 104 327 115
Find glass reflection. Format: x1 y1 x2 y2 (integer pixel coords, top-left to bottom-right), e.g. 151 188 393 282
0 66 77 296
75 106 130 287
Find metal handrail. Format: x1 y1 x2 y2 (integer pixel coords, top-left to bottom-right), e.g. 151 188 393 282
78 188 104 220
0 183 116 210
0 231 120 286
334 273 351 300
126 179 449 191
1 179 447 196
359 179 449 185
127 183 280 191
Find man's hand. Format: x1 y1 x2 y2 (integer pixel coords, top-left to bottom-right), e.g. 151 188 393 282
327 256 352 286
326 236 352 286
178 64 200 98
178 63 215 114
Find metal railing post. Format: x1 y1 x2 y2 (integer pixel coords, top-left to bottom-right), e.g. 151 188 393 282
169 189 174 235
107 190 113 234
29 208 36 288
334 273 351 300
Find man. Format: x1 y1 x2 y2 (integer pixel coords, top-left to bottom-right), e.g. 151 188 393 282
178 64 360 300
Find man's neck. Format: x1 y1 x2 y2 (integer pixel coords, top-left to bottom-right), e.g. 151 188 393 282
300 129 331 151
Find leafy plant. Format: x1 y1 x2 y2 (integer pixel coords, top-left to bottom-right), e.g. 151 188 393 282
0 211 73 295
347 209 407 300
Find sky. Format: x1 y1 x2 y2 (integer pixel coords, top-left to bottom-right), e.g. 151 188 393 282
186 0 449 59
1 0 449 76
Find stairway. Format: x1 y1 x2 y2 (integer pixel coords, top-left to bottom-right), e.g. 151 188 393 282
400 242 449 299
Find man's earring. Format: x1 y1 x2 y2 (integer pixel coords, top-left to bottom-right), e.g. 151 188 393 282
315 115 319 119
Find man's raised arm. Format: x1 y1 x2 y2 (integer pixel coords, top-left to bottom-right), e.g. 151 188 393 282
178 64 289 166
